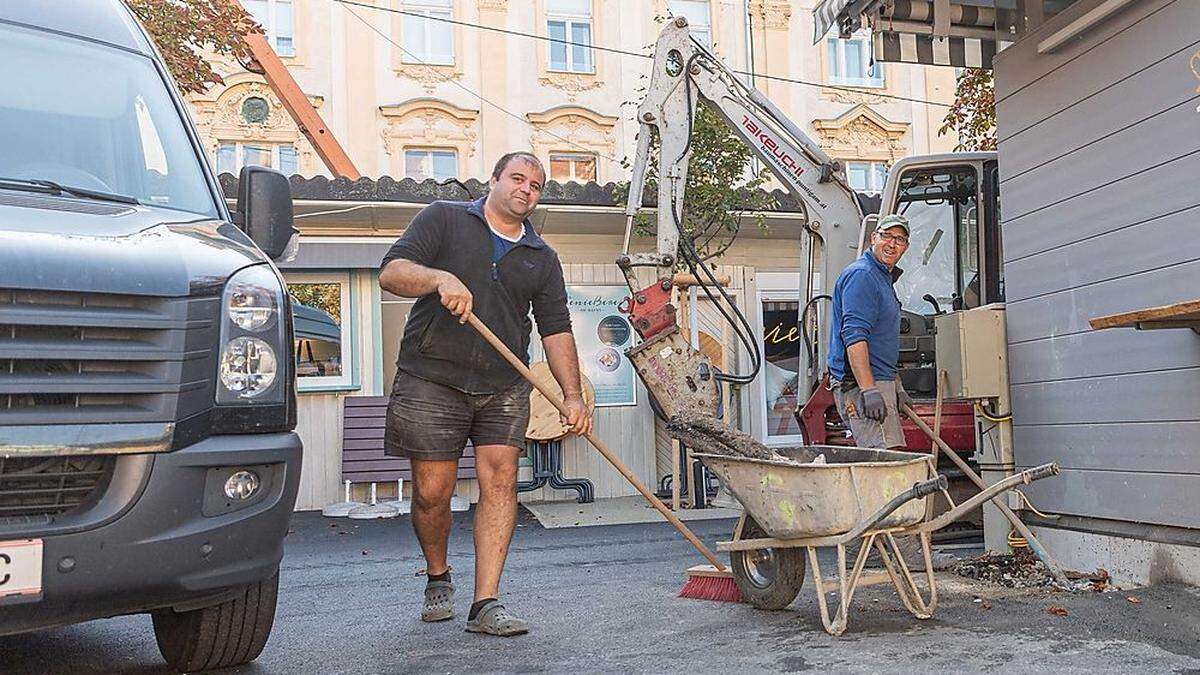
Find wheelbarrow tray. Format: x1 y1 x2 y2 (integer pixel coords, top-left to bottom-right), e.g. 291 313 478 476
692 446 935 539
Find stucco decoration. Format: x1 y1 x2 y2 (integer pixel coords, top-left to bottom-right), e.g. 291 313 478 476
187 74 321 174
822 87 890 105
379 98 480 170
812 104 909 162
526 106 618 180
394 63 463 94
749 0 792 30
478 0 508 9
538 72 605 103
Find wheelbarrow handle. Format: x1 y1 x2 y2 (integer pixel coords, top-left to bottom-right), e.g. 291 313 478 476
1024 463 1060 483
912 475 950 499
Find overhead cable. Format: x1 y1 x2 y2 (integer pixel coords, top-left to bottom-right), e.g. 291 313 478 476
334 0 956 109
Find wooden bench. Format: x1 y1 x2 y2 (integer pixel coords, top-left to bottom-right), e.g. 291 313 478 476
342 396 477 484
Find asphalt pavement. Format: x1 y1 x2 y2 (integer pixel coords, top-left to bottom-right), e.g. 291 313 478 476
4 508 1199 674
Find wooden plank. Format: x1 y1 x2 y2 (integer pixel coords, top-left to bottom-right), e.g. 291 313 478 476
1018 466 1200 529
1001 151 1200 263
343 427 387 440
343 416 387 429
1005 260 1200 344
345 396 388 407
1089 298 1200 330
1000 100 1200 222
1014 421 1200 475
1004 207 1200 303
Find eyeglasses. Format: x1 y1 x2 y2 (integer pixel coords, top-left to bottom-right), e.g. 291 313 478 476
876 232 910 246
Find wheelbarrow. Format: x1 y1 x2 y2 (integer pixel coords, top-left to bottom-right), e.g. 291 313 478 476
693 445 1060 635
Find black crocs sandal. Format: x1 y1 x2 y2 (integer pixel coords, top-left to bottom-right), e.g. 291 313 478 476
422 580 455 622
464 600 529 636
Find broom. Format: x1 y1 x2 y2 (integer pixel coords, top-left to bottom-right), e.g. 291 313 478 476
464 312 741 602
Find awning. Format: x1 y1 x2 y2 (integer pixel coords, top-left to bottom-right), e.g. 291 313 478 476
874 30 998 68
813 0 1006 69
813 0 856 42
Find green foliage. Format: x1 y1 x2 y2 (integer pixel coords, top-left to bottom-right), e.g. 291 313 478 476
289 283 342 324
616 104 777 264
938 68 997 151
123 0 257 95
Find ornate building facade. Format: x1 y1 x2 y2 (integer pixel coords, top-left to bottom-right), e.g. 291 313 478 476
186 0 957 193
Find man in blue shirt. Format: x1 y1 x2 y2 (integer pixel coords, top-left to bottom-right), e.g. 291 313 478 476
827 214 913 449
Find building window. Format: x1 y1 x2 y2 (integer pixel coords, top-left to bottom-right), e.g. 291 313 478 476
546 0 594 73
216 142 298 176
549 152 597 182
846 161 888 194
404 148 458 180
288 274 354 390
402 0 454 65
760 297 803 440
827 31 883 87
244 0 295 57
667 0 711 47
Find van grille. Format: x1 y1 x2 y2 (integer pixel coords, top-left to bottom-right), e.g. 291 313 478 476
0 288 218 427
0 455 115 524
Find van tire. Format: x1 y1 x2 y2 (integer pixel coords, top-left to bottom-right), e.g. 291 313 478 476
152 571 279 673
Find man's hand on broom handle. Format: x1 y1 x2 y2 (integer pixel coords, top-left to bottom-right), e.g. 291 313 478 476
561 394 593 436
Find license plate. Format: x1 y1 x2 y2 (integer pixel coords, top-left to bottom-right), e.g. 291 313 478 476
0 539 43 604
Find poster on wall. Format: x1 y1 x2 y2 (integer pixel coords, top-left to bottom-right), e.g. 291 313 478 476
567 285 637 407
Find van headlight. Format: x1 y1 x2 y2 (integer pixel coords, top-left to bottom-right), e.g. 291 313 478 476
217 265 286 403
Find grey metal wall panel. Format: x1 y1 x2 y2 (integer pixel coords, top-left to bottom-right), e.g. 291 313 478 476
997 0 1200 533
1015 422 1200 475
1016 467 1200 529
994 0 1181 106
999 49 1200 179
1008 329 1200 385
1011 368 1200 426
1005 259 1200 343
1002 152 1200 262
1001 100 1200 221
1004 207 1200 302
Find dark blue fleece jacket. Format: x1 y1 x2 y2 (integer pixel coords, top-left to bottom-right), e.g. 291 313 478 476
827 250 901 383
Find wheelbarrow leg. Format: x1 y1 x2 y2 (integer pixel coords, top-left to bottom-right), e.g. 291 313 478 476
806 536 878 636
874 532 938 619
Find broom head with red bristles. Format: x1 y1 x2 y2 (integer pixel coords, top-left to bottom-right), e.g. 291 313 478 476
680 564 742 603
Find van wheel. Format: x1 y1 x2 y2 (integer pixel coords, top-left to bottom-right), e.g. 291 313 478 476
729 517 806 610
152 571 279 673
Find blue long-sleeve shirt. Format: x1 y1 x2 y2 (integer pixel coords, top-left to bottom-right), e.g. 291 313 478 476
827 250 901 383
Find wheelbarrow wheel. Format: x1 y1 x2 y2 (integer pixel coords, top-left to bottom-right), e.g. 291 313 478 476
730 516 806 610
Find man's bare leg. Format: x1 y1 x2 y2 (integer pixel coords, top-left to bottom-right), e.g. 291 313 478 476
410 458 459 575
471 444 520 601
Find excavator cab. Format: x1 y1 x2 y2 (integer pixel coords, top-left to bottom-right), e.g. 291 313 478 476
879 153 1002 401
801 153 1001 449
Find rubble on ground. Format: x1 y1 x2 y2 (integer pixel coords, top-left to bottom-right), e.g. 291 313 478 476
953 548 1113 592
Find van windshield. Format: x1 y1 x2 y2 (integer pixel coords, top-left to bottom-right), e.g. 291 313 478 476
0 23 218 217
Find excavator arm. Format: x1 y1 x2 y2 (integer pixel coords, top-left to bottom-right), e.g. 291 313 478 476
620 18 866 418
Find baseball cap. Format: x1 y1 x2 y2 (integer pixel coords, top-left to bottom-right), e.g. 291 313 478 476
876 214 910 235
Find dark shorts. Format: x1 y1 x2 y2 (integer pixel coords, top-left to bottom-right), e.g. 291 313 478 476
384 370 532 461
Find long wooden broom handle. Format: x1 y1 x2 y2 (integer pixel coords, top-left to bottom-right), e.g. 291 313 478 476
465 312 728 572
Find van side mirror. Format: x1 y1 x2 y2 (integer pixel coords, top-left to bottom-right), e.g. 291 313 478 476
237 165 298 261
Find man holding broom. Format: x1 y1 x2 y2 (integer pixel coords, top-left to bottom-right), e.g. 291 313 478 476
379 151 592 636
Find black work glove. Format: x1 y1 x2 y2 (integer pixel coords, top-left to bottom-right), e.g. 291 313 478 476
896 381 913 411
859 387 888 421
